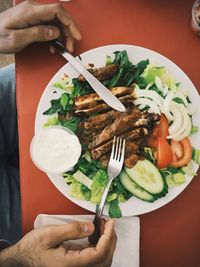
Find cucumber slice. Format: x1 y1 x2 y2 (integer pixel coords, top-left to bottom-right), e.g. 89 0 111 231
119 170 155 202
125 159 164 195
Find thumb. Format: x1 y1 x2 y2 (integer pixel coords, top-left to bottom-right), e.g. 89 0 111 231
14 25 60 47
41 221 95 248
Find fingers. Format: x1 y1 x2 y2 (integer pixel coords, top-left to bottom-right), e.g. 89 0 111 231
62 242 84 251
55 7 81 41
97 219 116 250
22 25 60 42
8 1 82 41
70 219 117 267
66 36 75 53
100 218 106 235
41 221 94 248
42 3 81 52
3 1 81 53
7 25 60 53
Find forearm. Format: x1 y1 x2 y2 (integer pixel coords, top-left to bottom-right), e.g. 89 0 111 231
0 258 22 267
0 245 21 267
0 242 42 267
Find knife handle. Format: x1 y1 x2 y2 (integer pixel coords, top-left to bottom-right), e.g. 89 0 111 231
51 40 86 74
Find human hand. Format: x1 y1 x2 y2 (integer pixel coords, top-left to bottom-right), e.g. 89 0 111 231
0 219 117 267
0 0 81 54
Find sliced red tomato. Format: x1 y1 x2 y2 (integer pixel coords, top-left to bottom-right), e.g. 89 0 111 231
170 138 192 167
155 137 173 169
148 114 169 148
170 140 184 161
154 114 169 138
148 136 158 148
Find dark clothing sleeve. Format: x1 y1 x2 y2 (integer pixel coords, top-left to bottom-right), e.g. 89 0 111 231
0 240 10 251
0 64 22 244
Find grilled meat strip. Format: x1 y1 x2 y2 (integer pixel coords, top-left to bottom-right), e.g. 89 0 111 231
81 105 140 133
78 64 119 82
100 153 139 168
75 87 133 110
98 142 141 168
124 142 142 168
90 112 158 149
58 111 73 122
75 94 134 116
81 110 121 130
90 127 148 160
98 153 109 168
124 154 139 168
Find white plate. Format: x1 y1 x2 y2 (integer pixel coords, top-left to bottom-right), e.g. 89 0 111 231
35 44 200 216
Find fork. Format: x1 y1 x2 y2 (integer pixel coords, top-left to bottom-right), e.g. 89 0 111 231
88 136 126 245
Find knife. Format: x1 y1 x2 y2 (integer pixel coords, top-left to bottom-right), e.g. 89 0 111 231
51 41 126 112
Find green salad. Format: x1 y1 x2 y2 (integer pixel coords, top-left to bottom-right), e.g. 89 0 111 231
43 50 200 218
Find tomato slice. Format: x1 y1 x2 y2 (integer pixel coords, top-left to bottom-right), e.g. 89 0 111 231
170 138 192 167
156 137 173 169
148 136 158 148
171 140 184 160
154 114 169 138
148 114 169 148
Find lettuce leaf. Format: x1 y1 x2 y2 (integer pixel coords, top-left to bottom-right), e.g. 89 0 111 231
72 78 93 97
106 193 117 203
81 185 91 201
70 181 85 200
143 147 156 164
91 170 108 189
192 148 200 165
63 173 75 184
43 93 73 115
106 55 113 65
143 65 165 83
43 116 59 127
107 51 149 88
90 187 105 203
161 72 177 91
110 176 132 202
53 81 68 90
59 117 81 133
108 199 122 218
190 126 199 135
53 76 74 91
64 174 91 201
143 65 177 91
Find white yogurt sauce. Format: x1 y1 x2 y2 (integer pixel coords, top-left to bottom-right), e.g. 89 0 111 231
30 127 81 174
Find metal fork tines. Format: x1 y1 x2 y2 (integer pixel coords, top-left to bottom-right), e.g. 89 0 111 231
88 136 126 245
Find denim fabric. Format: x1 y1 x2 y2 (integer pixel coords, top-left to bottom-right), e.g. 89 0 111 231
0 64 22 244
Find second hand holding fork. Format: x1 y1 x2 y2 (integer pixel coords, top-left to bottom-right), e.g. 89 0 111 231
88 136 126 245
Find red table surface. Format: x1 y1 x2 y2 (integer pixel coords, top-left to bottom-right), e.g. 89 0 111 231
15 0 200 266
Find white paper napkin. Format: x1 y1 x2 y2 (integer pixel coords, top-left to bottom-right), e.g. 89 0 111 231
34 214 140 267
